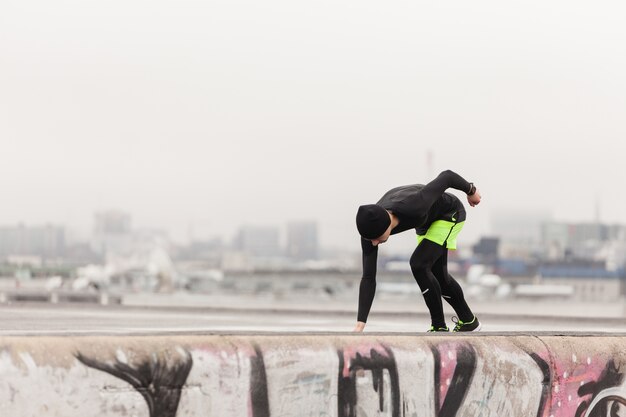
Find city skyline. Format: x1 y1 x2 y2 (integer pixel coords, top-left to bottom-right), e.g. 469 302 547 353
2 206 623 253
2 208 626 284
0 194 618 254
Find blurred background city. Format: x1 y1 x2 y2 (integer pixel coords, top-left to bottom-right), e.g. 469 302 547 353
2 1 626 320
1 204 625 318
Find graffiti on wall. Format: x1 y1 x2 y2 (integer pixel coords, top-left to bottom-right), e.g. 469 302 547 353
70 339 625 417
577 360 626 417
76 347 192 417
336 341 552 417
337 345 400 417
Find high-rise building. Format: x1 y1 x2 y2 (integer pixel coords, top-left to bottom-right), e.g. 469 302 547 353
286 221 318 261
0 224 65 259
234 225 281 257
541 221 609 259
91 210 132 256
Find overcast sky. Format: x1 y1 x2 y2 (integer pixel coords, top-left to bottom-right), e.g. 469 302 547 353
1 0 625 251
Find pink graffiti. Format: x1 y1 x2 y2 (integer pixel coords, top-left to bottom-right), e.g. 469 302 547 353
534 350 609 417
434 341 460 410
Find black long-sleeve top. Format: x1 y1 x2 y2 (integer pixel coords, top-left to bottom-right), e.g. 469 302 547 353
357 170 474 323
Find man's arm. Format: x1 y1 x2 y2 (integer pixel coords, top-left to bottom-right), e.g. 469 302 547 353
409 170 479 212
354 237 378 332
421 170 473 202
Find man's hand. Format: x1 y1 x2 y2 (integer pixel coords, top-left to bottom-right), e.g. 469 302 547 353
467 188 481 207
353 322 366 332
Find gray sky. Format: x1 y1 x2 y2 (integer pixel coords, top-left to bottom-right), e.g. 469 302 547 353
1 0 625 250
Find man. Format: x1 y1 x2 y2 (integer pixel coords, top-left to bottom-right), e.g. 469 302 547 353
354 170 482 332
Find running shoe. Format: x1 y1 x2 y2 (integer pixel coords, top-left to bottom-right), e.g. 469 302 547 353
451 316 481 332
427 325 450 332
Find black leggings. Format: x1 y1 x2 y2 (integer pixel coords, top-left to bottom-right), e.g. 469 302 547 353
409 238 474 328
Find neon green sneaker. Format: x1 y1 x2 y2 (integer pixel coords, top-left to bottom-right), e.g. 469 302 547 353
427 325 450 332
451 316 481 332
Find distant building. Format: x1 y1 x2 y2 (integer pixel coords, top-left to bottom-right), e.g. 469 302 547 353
472 236 499 265
91 210 132 256
540 221 610 260
0 224 65 260
286 221 319 261
175 237 224 263
233 225 281 257
491 208 553 246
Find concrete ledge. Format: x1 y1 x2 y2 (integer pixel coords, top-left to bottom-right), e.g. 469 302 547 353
1 334 625 416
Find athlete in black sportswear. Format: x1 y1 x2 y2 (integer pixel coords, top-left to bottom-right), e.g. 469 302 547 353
354 170 482 332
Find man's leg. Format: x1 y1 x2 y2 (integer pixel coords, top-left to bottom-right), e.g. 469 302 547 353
409 239 447 329
432 249 475 322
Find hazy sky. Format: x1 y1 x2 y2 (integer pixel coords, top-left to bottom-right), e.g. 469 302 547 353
1 0 625 251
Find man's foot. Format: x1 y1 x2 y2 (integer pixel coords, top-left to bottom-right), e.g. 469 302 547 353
427 325 450 332
452 316 481 332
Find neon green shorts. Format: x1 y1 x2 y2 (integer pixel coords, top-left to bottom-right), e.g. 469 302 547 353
417 220 465 250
